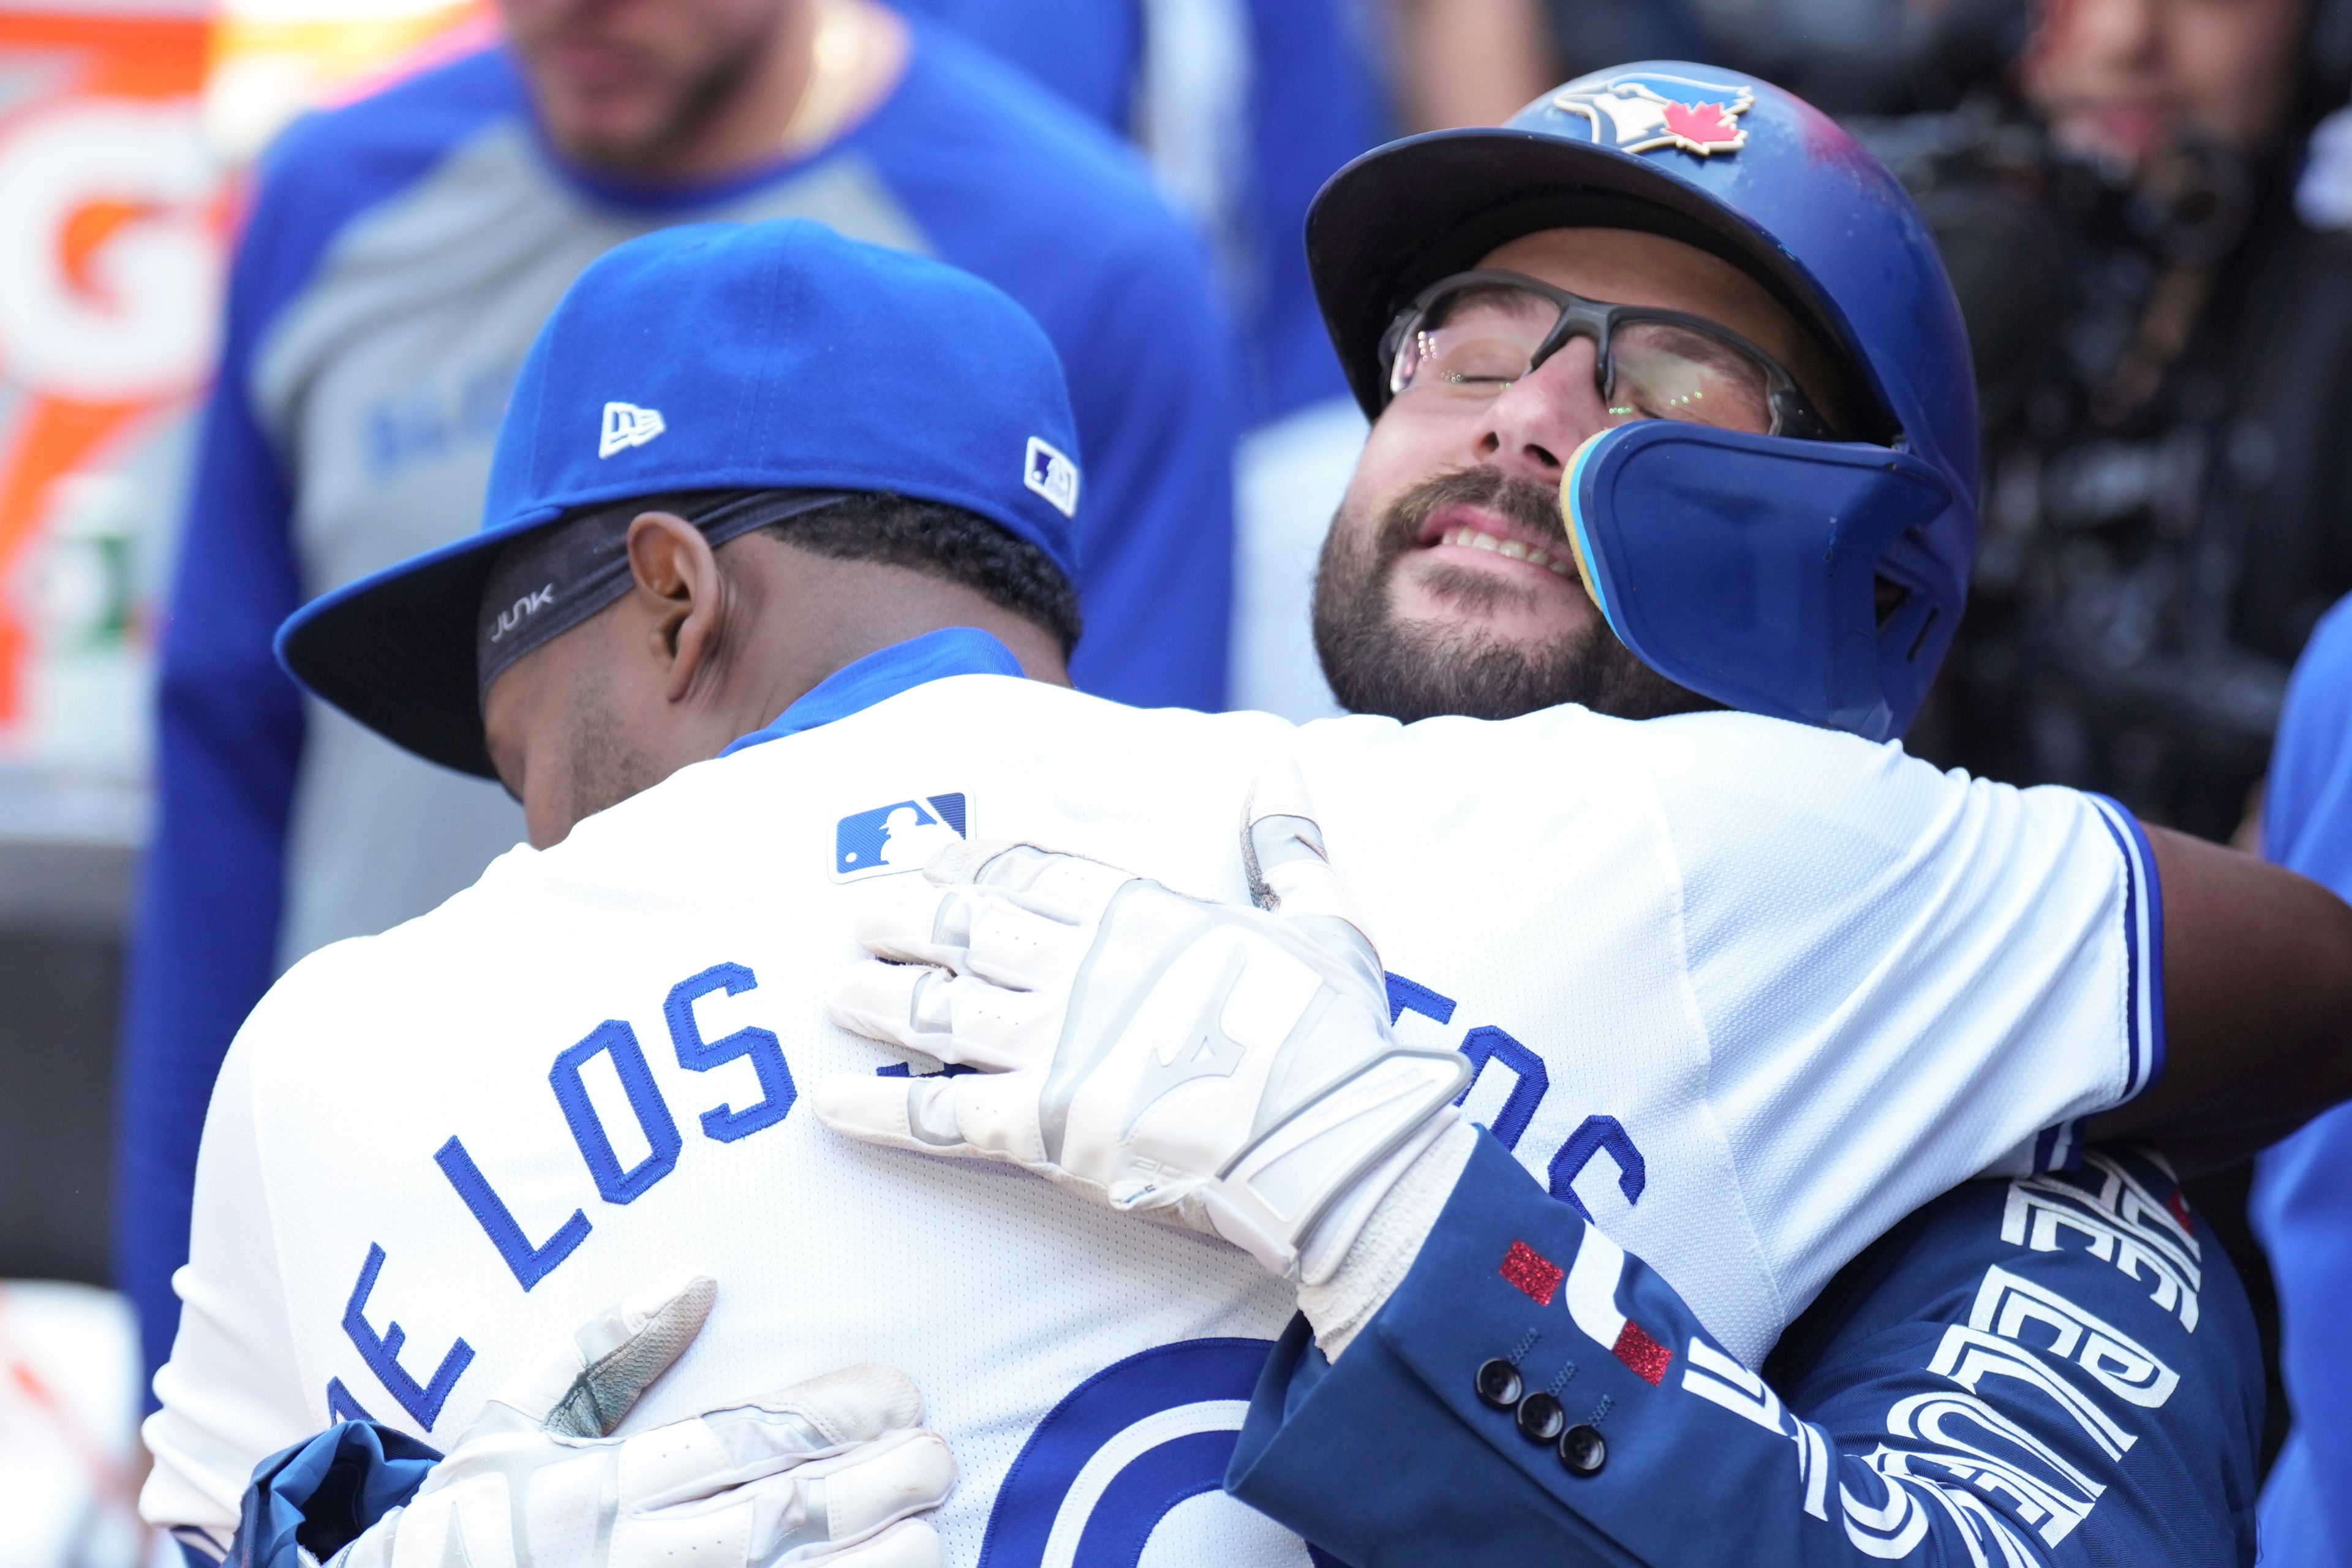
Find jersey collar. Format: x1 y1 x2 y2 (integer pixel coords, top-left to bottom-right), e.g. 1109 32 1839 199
720 627 1027 756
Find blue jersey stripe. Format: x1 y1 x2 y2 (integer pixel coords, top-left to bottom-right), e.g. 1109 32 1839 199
2086 793 2166 1099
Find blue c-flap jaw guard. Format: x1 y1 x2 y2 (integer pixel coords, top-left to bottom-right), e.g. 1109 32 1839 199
1564 421 1963 742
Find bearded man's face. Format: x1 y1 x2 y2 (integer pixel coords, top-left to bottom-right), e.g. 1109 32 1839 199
1311 463 1702 724
1313 224 1849 725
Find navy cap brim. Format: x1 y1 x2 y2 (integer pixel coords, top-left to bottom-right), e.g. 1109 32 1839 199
1305 126 1885 433
275 510 562 781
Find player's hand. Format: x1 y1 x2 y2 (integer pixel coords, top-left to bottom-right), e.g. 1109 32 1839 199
813 759 1470 1284
330 1276 954 1568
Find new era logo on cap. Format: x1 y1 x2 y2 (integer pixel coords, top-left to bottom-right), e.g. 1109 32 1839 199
600 401 667 458
1024 436 1080 518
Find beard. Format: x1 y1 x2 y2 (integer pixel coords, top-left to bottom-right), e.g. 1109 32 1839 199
1311 467 1715 725
548 11 782 173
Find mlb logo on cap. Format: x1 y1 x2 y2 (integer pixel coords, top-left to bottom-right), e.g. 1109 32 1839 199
835 793 970 881
1025 437 1080 518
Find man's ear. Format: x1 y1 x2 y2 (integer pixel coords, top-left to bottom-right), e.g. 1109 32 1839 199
624 511 725 703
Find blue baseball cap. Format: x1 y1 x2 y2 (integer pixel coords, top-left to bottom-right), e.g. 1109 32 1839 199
276 219 1085 778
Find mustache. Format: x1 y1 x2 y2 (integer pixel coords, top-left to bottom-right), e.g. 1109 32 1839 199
1373 467 1572 564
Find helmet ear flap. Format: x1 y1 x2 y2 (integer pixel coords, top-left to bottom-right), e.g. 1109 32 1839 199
1562 421 1961 741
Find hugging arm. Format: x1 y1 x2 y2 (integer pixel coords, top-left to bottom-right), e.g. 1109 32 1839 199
809 833 2264 1568
2088 824 2352 1170
1229 1138 2260 1567
805 762 2267 1564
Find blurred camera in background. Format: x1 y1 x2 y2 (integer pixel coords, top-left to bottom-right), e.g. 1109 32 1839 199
1868 0 2352 846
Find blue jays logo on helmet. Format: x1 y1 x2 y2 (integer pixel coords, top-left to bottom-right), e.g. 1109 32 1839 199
1548 73 1755 158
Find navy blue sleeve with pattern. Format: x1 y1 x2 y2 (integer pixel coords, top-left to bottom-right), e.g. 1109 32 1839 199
1231 1132 2261 1566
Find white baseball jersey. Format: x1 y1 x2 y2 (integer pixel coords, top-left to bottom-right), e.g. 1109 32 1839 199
143 651 2160 1565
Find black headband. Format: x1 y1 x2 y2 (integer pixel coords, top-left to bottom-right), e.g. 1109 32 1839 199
476 488 850 708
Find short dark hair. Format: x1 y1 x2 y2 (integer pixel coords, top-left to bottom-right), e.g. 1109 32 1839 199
760 491 1082 657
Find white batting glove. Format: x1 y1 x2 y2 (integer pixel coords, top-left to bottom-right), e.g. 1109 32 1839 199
813 760 1470 1285
333 1276 954 1568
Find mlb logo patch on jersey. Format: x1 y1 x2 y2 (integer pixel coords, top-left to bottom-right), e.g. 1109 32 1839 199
1024 436 1080 518
834 793 969 881
1550 74 1754 158
599 401 666 458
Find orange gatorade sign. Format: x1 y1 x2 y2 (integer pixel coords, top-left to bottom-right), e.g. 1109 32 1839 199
0 1 488 836
0 6 217 818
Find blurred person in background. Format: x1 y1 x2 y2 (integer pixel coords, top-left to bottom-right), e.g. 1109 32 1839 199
115 0 1246 1393
1386 0 1559 130
892 0 1393 717
898 0 1569 417
890 0 1561 719
895 0 1384 431
1872 0 2352 843
2250 590 2352 1566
